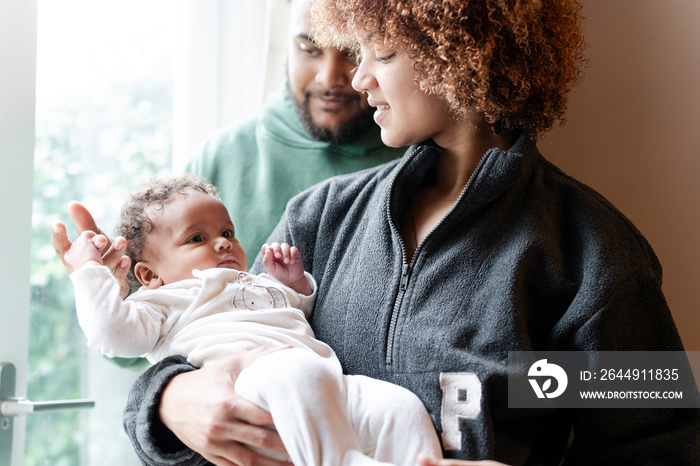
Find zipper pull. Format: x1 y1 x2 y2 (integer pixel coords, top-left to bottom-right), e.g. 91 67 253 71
400 263 412 290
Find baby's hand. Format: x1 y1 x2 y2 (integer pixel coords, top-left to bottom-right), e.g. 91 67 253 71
261 243 312 296
63 230 107 271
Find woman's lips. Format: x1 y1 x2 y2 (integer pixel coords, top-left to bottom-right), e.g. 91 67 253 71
367 98 390 123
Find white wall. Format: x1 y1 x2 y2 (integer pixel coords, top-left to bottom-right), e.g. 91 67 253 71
172 0 269 171
0 0 37 462
542 0 700 350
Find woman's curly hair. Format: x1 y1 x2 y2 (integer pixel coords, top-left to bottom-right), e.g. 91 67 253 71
310 0 586 137
116 173 219 289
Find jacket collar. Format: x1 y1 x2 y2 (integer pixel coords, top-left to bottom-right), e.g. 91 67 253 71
389 133 540 219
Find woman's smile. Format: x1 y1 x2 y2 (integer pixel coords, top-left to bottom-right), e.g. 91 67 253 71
367 97 390 123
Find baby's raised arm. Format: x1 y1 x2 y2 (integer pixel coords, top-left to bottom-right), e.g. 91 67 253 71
52 201 131 297
63 230 108 270
261 242 313 296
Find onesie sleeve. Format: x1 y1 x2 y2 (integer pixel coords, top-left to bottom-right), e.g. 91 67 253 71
70 265 167 359
258 271 318 319
296 272 317 318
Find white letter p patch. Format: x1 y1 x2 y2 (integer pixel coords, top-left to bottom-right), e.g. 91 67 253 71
439 372 482 451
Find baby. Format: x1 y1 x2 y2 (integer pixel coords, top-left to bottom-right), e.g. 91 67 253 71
66 174 442 466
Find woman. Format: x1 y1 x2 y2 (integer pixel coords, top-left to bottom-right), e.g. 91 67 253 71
122 0 699 465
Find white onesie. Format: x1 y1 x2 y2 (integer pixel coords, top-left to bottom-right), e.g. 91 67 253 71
71 266 442 466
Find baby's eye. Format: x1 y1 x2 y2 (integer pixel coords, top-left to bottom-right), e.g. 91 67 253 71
222 230 234 238
188 234 204 243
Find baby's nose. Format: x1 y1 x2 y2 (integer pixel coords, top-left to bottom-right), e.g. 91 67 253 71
215 237 232 251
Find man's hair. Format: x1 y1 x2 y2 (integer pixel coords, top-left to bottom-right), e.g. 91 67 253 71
310 0 586 137
116 173 219 288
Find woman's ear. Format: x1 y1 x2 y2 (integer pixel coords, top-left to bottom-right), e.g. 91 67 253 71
134 262 164 289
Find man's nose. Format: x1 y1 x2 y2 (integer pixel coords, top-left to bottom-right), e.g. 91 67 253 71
315 51 351 89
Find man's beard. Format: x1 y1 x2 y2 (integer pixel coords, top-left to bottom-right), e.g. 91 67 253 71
287 83 376 145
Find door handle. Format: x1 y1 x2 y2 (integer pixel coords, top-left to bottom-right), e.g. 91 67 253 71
1 397 95 417
0 361 96 417
1 362 95 465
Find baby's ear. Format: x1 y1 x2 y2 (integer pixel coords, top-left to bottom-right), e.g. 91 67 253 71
134 262 163 289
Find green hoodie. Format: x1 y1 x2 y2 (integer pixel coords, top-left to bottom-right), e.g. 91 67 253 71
186 86 403 262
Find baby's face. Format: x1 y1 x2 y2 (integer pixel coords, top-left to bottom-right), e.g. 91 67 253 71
140 190 247 286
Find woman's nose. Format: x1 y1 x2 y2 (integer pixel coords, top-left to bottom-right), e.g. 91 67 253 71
351 58 376 93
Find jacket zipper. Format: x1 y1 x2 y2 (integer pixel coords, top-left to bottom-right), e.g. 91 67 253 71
385 150 491 367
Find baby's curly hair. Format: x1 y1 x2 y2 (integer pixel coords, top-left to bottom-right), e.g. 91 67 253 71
310 0 586 137
116 173 219 288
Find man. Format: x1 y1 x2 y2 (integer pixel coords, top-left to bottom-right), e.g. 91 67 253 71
185 0 403 259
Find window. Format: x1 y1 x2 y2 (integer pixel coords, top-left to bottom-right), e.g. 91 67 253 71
3 1 275 463
29 1 182 463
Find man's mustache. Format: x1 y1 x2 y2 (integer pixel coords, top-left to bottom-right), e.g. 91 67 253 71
305 90 362 102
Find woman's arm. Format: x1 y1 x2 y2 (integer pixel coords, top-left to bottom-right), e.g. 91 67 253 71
124 350 292 466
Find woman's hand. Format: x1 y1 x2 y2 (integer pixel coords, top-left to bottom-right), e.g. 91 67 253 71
52 200 131 296
159 347 293 466
418 456 509 466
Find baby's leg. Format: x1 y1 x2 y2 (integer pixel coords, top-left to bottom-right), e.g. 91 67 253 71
346 374 443 466
234 348 391 466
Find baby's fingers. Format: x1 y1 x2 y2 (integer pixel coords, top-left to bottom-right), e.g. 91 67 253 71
277 243 292 263
265 242 289 263
289 246 301 264
91 234 108 250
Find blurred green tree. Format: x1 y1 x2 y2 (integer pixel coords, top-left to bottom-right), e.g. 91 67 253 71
27 41 173 465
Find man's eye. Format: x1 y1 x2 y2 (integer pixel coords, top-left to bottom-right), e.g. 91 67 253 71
299 43 321 56
188 234 204 243
343 49 359 63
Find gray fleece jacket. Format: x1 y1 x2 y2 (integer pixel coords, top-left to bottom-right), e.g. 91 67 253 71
124 134 699 465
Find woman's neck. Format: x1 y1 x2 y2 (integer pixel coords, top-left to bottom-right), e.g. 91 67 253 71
428 118 517 197
402 118 517 260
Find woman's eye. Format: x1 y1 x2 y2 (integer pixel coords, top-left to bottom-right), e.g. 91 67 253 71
376 52 396 63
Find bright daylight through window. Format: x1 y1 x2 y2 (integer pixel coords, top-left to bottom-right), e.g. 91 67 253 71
30 0 180 464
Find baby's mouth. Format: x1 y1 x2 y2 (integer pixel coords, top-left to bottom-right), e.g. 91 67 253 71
219 255 237 267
